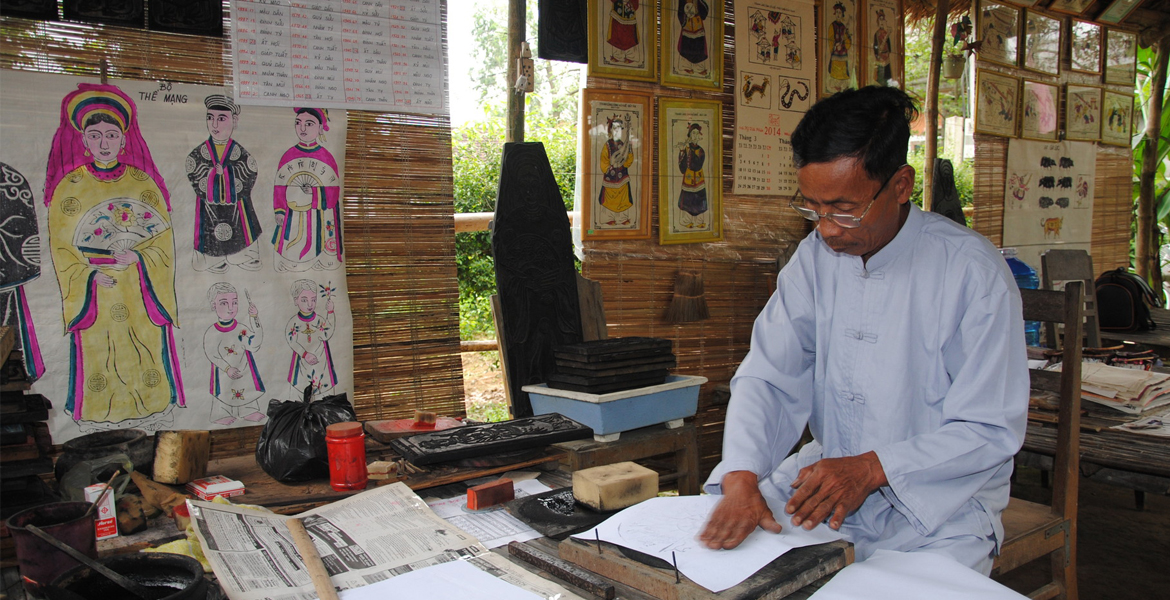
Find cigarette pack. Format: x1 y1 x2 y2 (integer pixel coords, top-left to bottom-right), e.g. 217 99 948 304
185 475 245 501
83 483 119 540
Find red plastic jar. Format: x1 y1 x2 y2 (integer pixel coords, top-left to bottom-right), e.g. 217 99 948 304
325 422 368 491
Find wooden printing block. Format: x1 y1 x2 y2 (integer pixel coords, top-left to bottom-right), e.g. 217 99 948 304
388 413 592 465
152 430 211 484
544 371 670 394
553 337 674 363
467 478 515 510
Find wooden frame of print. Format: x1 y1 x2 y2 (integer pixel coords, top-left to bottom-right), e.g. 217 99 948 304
1068 20 1102 74
976 0 1021 68
1097 0 1142 25
1020 79 1060 142
1104 29 1137 86
819 0 859 97
974 69 1020 137
861 0 905 87
1047 0 1094 16
1064 84 1102 142
1100 89 1135 147
658 97 722 245
588 0 658 82
659 0 724 91
580 89 653 240
1022 10 1061 76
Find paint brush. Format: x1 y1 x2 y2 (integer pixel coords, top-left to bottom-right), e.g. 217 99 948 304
83 469 121 519
673 551 680 583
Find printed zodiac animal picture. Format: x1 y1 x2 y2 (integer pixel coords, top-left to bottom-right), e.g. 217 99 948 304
747 6 802 70
46 83 185 431
659 98 722 245
1064 85 1102 142
974 70 1019 137
862 0 903 87
661 0 724 90
776 76 812 112
581 90 652 240
820 0 858 96
204 282 265 426
272 108 344 272
739 72 772 109
1002 139 1096 268
589 0 657 81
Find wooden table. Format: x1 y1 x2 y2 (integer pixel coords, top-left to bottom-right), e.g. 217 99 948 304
1099 306 1170 356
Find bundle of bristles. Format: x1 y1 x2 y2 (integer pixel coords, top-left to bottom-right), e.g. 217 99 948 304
666 270 710 323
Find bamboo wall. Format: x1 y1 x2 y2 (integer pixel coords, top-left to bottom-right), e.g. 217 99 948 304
0 7 465 459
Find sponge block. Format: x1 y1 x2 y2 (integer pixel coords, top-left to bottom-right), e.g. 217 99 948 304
572 462 658 512
467 478 515 510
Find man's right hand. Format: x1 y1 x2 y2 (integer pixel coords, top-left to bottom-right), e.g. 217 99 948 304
698 470 783 550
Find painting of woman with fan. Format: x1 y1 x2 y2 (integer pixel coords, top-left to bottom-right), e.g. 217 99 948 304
272 107 343 272
44 83 184 427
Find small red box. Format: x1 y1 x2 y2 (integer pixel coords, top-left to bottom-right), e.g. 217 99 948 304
84 483 118 540
185 475 245 501
466 478 514 510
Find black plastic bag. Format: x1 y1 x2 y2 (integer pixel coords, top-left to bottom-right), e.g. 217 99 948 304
255 387 357 482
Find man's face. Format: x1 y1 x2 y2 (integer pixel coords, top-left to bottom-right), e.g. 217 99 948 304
795 157 910 259
214 292 238 321
206 109 237 142
295 289 317 314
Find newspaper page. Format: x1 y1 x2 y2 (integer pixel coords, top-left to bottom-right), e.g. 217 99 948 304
190 483 485 600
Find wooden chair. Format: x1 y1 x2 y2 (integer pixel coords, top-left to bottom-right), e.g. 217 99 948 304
1041 249 1101 348
992 282 1082 600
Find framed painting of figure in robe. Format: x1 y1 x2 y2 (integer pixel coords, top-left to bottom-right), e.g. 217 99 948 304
580 89 653 240
1065 84 1102 142
861 0 904 87
660 0 724 91
974 70 1019 137
819 0 858 97
1100 89 1134 147
659 98 722 245
976 0 1020 68
1104 29 1137 86
1020 79 1059 142
588 0 658 82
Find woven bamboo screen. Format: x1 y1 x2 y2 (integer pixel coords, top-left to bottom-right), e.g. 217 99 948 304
969 7 1138 274
578 5 811 477
0 8 464 459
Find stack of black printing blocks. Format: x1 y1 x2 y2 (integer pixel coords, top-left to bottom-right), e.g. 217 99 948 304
547 337 676 394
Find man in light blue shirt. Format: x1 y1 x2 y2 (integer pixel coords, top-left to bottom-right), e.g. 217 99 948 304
698 87 1029 575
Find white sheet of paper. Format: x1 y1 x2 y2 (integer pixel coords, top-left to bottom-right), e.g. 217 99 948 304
425 479 550 548
808 550 1028 600
573 495 843 593
339 559 544 600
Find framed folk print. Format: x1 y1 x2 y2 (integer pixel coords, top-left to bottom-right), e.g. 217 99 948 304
1020 79 1059 142
658 98 723 245
1101 89 1134 147
976 1 1020 68
660 0 724 91
1098 0 1142 25
588 0 658 82
1069 20 1101 74
1047 0 1094 15
819 0 858 97
1065 84 1102 142
974 70 1019 137
1022 10 1061 76
1104 29 1137 85
861 0 904 87
580 90 653 240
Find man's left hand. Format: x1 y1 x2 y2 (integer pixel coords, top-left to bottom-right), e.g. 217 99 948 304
786 451 888 531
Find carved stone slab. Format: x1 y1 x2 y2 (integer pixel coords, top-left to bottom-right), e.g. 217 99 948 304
537 0 588 63
389 413 592 466
492 143 583 417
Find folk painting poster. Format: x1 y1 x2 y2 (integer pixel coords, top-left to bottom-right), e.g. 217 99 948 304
1065 84 1102 142
580 89 652 240
976 0 1020 68
733 0 816 196
659 98 722 245
660 0 724 91
974 70 1019 137
861 0 903 87
1101 90 1134 147
588 0 658 82
1069 20 1102 74
819 0 857 97
1104 29 1137 86
1020 79 1059 142
1002 139 1096 270
0 70 354 443
1022 10 1061 76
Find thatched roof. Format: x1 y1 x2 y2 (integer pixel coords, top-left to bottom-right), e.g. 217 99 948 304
904 0 1170 47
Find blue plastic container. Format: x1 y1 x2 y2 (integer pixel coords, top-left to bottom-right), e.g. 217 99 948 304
1002 248 1041 346
523 375 707 437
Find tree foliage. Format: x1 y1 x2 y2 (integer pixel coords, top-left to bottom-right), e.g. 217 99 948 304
903 18 969 120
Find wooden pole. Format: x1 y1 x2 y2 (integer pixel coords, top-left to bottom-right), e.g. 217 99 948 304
505 0 526 143
1137 42 1168 285
287 518 341 600
922 1 951 212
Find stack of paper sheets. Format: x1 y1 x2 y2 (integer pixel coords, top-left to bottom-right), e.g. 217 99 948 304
1052 362 1170 414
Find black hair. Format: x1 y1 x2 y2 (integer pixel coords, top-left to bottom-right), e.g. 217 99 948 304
790 86 918 182
83 112 122 129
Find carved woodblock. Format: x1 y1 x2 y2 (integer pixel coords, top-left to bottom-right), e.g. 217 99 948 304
538 0 588 63
389 413 592 465
63 0 143 27
492 143 583 417
0 0 57 20
148 0 222 36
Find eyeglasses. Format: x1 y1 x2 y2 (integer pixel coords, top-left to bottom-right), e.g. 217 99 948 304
789 166 905 229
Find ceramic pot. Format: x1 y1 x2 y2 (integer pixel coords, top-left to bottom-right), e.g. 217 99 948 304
5 501 97 597
54 429 153 482
942 54 966 79
45 552 208 600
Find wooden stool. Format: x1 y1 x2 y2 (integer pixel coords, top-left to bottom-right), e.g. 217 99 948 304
552 423 700 495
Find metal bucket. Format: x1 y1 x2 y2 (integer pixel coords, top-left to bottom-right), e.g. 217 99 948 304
45 552 208 600
5 501 97 597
